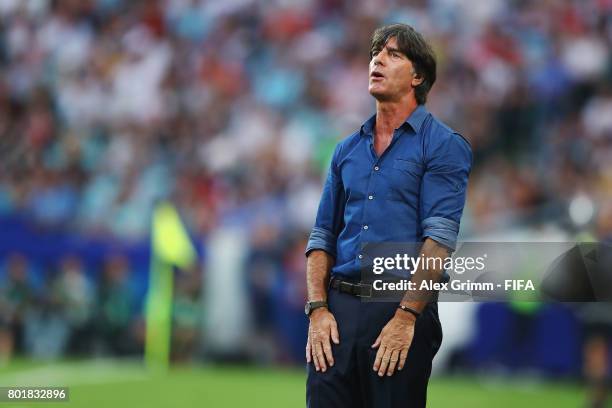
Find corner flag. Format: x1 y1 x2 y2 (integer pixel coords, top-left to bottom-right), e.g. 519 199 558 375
145 201 197 370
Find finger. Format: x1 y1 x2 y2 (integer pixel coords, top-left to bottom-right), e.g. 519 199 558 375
397 348 409 371
378 348 391 377
373 345 385 372
371 334 381 349
312 339 320 371
313 349 319 371
330 321 340 344
306 337 311 363
315 342 327 372
322 338 334 367
386 349 400 376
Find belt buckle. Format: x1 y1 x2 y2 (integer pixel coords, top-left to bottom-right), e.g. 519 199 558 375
339 281 352 293
358 283 372 298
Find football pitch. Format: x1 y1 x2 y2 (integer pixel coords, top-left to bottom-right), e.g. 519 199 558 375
0 359 585 407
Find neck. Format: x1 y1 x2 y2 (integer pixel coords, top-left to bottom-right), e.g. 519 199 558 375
375 96 419 137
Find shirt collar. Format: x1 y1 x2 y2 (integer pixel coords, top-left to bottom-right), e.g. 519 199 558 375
360 114 376 138
404 104 428 133
360 104 429 137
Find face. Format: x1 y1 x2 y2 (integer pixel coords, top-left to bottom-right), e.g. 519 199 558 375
368 37 422 102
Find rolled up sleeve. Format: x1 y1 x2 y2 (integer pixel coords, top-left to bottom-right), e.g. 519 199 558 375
420 133 472 251
305 144 345 258
305 226 338 258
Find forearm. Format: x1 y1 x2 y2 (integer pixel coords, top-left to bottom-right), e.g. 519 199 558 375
306 250 335 302
399 238 449 314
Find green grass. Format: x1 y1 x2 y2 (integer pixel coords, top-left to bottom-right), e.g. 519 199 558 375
0 359 586 407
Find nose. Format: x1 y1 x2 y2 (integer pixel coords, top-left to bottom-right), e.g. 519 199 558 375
371 51 385 67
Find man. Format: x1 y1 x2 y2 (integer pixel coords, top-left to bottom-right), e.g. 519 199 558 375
304 24 472 407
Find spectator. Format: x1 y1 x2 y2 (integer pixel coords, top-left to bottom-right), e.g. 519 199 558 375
51 255 95 355
94 254 137 356
0 253 33 359
172 265 202 363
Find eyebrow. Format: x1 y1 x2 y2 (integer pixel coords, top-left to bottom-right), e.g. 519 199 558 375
372 45 403 55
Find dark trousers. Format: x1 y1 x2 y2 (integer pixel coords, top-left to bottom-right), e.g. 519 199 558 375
306 288 442 408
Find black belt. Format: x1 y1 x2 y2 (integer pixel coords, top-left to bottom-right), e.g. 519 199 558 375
330 277 372 297
329 277 440 302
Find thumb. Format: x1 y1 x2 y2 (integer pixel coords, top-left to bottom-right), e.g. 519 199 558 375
330 321 340 344
371 334 381 348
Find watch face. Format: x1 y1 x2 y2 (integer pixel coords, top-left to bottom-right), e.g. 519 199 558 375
304 302 310 316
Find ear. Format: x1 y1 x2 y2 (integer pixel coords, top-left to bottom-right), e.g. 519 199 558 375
411 73 424 87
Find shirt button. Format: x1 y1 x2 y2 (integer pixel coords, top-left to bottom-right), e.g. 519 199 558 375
368 195 374 200
363 225 369 230
374 166 379 171
358 254 363 259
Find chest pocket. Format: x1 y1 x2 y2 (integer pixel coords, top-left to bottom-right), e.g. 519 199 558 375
386 158 424 202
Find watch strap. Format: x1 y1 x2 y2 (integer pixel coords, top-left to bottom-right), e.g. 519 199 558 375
307 301 328 316
398 304 421 319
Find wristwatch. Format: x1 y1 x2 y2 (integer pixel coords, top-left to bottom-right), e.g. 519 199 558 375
305 300 328 316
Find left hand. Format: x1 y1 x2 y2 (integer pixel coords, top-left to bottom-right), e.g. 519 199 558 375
371 311 416 377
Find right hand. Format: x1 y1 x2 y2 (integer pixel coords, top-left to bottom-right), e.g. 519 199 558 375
306 307 340 372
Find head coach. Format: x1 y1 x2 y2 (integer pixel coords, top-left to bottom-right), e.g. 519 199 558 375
304 23 472 407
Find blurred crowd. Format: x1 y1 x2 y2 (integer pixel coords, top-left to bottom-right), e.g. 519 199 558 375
0 0 611 364
0 250 202 363
0 252 141 362
1 0 611 238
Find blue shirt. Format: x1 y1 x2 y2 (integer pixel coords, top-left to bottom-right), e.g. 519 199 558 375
305 105 472 279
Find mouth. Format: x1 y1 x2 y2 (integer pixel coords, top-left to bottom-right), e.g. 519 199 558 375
370 71 384 81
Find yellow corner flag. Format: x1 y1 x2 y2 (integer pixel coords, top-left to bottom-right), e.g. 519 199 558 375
145 201 196 371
